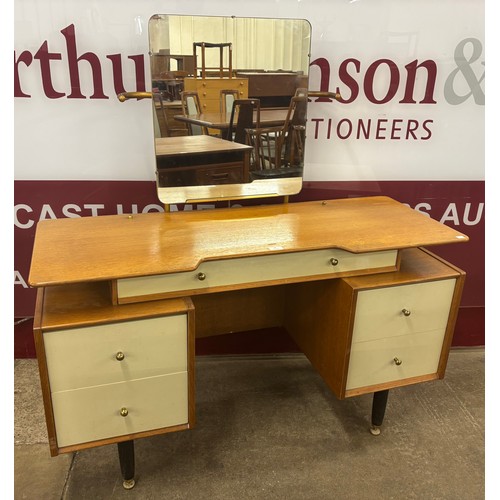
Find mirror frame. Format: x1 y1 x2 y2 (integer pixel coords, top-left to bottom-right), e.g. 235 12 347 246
148 15 312 205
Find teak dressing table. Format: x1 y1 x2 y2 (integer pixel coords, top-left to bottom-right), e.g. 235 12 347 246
29 196 467 489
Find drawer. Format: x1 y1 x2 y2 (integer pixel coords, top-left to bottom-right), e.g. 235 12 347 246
198 97 219 111
44 314 187 392
352 278 456 343
157 167 198 187
199 88 246 101
116 249 398 302
196 79 247 93
158 163 246 187
184 78 248 112
346 329 445 391
52 372 188 448
196 163 245 184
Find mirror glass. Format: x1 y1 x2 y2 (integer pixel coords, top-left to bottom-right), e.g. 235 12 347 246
148 15 311 204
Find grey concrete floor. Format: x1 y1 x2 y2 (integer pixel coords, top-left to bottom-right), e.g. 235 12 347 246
15 350 485 500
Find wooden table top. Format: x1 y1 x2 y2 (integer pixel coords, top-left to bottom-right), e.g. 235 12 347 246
155 135 253 157
174 108 288 130
29 197 468 287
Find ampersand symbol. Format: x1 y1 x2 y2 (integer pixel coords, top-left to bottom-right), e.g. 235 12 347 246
444 38 485 105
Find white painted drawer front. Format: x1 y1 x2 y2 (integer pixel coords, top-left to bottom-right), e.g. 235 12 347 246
352 279 456 343
346 330 445 390
44 315 187 392
117 249 398 300
52 372 188 448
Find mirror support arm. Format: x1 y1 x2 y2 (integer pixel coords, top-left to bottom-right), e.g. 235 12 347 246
307 91 341 101
117 92 153 102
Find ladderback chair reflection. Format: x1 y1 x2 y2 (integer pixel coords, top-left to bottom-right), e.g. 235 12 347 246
226 99 261 169
220 89 239 114
250 95 307 174
180 91 207 135
227 98 261 145
152 90 170 138
285 93 308 166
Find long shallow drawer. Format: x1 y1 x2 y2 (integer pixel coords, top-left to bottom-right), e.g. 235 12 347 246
196 163 245 184
52 372 188 448
44 314 187 392
352 279 456 343
197 80 247 96
346 329 445 391
116 249 398 302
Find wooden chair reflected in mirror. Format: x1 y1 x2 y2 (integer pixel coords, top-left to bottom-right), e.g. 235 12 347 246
220 89 239 114
287 91 308 167
227 99 261 168
180 91 208 135
227 98 261 143
249 95 307 178
152 90 170 138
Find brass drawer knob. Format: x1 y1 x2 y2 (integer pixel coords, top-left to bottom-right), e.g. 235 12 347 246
330 258 339 266
120 407 129 417
197 272 206 281
393 357 403 366
116 351 125 361
402 308 411 316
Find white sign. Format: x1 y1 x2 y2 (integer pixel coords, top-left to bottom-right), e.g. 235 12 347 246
14 0 484 182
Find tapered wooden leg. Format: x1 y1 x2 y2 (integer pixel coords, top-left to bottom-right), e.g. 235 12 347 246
117 440 135 489
370 389 389 436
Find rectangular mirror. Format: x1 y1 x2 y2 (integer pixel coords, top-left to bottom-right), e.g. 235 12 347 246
148 15 311 204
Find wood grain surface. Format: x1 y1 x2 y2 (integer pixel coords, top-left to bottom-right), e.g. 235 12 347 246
29 197 468 286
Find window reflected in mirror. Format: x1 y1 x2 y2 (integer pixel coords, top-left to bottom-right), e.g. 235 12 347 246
148 15 311 204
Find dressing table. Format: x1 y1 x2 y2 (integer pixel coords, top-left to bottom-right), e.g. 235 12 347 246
29 14 469 490
29 196 467 489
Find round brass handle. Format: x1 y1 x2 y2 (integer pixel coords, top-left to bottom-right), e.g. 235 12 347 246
120 407 129 417
402 308 411 317
394 357 402 366
197 272 206 281
330 258 339 266
116 351 125 361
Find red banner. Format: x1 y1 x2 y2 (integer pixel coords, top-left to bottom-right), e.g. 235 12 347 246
14 179 484 355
